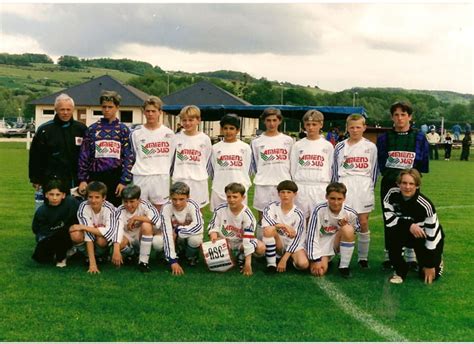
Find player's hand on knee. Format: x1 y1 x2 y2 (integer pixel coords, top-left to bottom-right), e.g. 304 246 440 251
171 263 184 276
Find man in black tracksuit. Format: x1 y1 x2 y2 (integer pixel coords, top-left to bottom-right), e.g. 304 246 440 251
29 94 87 191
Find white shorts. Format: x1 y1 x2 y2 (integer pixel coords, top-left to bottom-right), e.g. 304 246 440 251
173 179 209 208
319 234 338 257
294 182 327 218
253 185 279 211
340 175 374 213
210 190 248 211
133 174 170 205
123 230 141 250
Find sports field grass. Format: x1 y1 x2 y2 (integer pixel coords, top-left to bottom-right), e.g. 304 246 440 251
0 142 472 341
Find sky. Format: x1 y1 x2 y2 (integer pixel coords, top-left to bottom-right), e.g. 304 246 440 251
1 2 473 94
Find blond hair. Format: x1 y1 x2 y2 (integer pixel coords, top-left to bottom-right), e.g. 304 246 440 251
346 114 366 125
143 96 163 110
179 105 201 120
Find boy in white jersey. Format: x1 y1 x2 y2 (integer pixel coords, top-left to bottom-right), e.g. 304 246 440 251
171 105 212 209
290 110 334 219
161 182 204 275
116 185 162 273
306 182 360 278
69 181 121 274
262 180 309 273
130 96 175 211
251 107 293 224
208 183 265 276
209 114 252 210
332 114 377 268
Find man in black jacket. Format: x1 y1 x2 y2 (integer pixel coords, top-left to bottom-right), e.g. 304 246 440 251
29 93 87 192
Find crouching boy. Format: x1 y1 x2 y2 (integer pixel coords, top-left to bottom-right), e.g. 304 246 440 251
32 179 80 268
116 185 162 273
69 181 121 274
207 183 265 276
161 182 204 275
262 180 309 273
306 182 360 278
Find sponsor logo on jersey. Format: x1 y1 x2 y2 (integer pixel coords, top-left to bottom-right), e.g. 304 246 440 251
260 148 288 162
176 149 201 162
343 156 369 169
217 154 243 167
298 154 325 167
141 141 170 155
221 224 243 238
321 225 338 234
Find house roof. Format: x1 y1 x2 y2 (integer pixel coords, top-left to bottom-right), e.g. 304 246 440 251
161 80 251 106
29 75 150 106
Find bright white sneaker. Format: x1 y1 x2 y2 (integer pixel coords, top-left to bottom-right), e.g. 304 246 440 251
56 258 67 268
389 274 403 284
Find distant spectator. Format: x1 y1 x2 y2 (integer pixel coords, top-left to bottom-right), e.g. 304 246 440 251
420 124 428 134
460 131 471 161
298 128 307 139
465 122 472 134
326 127 339 147
444 132 453 160
452 124 462 141
426 128 440 160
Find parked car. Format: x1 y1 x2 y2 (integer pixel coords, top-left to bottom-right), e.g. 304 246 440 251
0 120 24 138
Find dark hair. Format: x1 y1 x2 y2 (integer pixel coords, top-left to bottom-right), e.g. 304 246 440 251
220 114 241 129
260 107 283 121
277 180 298 193
390 101 413 116
224 182 246 196
100 90 121 106
170 181 190 196
122 184 141 200
86 181 107 198
43 179 67 194
326 182 347 196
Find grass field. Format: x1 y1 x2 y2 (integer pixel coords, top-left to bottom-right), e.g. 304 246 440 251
0 142 473 341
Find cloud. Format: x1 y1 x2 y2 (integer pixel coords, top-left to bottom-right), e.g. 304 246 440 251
0 3 324 57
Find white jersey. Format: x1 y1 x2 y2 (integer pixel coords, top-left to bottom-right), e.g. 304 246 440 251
77 200 118 243
209 140 252 198
116 199 161 242
161 199 204 262
290 137 334 184
208 203 258 256
306 202 360 260
171 131 212 181
262 201 306 253
130 124 175 176
332 138 378 186
251 133 293 186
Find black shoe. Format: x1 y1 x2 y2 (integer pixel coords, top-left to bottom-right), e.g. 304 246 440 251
358 260 369 269
187 256 198 267
382 260 392 271
266 265 277 274
124 255 137 265
138 262 151 273
407 261 419 272
339 267 352 279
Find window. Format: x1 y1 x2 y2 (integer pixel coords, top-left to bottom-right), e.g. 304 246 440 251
93 110 102 116
120 110 133 123
42 109 55 116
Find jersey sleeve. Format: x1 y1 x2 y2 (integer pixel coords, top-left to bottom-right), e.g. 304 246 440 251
177 200 204 238
286 209 306 253
261 203 277 227
242 208 257 256
306 205 324 261
101 203 119 244
161 204 178 264
332 142 344 182
207 207 222 234
78 126 94 183
383 188 414 230
120 125 134 185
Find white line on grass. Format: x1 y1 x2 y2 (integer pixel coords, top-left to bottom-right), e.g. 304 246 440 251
314 278 409 342
370 204 474 221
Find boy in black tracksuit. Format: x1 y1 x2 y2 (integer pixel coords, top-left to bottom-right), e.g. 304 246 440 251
32 179 80 267
383 169 444 284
